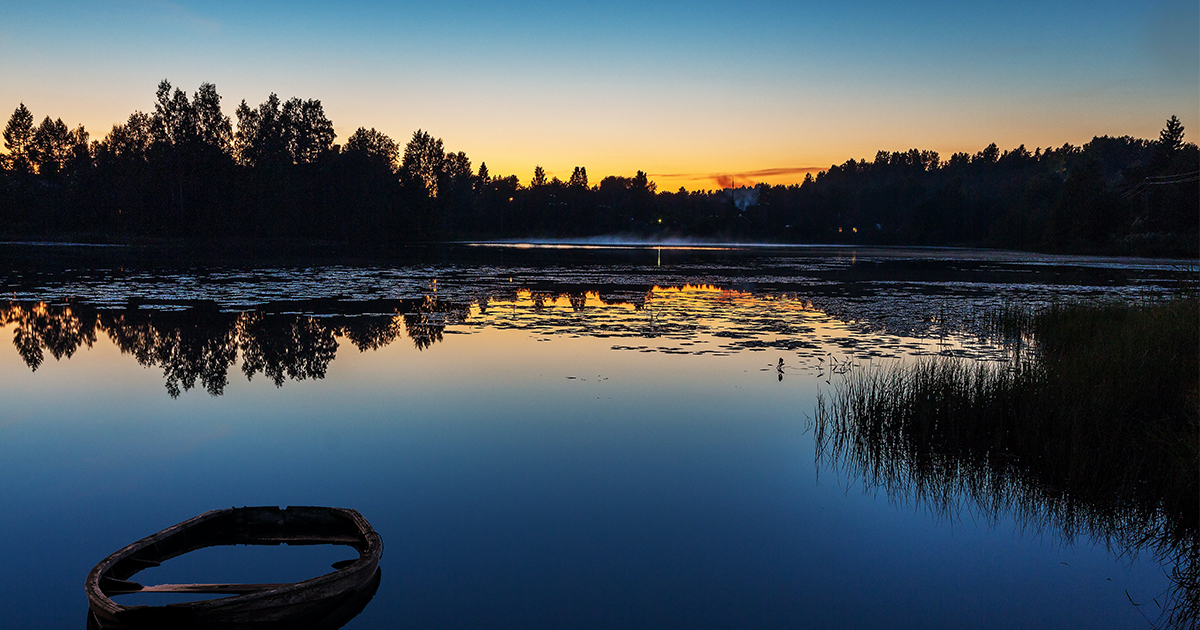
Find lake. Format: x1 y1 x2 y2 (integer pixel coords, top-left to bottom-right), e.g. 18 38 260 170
0 243 1192 629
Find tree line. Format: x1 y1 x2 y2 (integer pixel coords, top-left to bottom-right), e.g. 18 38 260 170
2 80 1197 256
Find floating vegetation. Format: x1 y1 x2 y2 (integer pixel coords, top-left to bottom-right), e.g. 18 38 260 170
813 296 1199 629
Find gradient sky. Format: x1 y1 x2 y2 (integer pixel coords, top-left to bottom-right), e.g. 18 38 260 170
2 0 1197 189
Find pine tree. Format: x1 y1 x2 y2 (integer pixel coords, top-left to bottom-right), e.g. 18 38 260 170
1152 115 1187 173
3 103 35 174
1159 115 1185 153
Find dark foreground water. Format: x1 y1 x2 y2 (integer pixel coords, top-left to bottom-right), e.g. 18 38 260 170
0 243 1193 629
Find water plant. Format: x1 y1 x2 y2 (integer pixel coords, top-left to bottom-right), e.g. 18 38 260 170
813 295 1199 628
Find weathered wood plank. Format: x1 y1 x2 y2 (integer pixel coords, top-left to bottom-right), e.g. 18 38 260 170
133 582 291 594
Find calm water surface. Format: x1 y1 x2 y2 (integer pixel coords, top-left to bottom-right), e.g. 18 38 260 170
0 244 1191 629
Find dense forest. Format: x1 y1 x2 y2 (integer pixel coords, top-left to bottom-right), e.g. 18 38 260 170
2 80 1197 256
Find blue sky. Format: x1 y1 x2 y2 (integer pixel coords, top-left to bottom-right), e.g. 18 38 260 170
2 0 1196 188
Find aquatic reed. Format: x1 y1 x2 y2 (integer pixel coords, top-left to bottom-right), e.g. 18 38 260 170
814 295 1199 628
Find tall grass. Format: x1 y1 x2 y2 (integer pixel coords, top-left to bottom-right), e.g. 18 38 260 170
814 295 1199 629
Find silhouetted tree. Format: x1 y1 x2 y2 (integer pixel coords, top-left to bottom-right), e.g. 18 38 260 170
234 94 288 168
568 166 588 188
3 103 35 175
2 79 1194 256
30 116 72 176
152 79 198 147
440 151 473 189
343 127 399 172
531 165 547 187
65 125 91 175
282 97 335 165
401 129 444 197
974 143 1000 165
100 112 154 160
438 150 474 224
333 126 405 241
193 82 232 153
1160 115 1185 154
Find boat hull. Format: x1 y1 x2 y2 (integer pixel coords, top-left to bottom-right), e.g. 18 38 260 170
85 506 383 629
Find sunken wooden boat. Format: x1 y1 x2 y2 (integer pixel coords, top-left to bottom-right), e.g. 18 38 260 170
85 506 382 630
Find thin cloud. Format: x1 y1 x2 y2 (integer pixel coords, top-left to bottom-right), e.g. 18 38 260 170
150 0 222 32
650 166 826 189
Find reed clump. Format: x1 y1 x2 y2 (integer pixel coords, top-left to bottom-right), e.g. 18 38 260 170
815 295 1199 629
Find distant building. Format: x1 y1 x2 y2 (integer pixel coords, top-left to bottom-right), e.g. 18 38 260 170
718 186 759 211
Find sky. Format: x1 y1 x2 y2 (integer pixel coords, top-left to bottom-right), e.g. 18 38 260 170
1 0 1197 190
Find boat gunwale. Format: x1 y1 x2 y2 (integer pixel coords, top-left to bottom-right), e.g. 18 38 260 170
85 506 382 624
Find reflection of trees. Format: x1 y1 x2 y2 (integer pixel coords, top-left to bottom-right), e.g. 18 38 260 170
1 300 470 396
105 309 240 397
403 312 442 350
1 303 99 370
239 313 338 387
526 290 590 313
339 315 404 351
403 295 467 351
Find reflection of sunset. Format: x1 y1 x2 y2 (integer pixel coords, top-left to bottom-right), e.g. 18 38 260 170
649 284 723 294
461 283 974 369
646 285 815 312
470 243 739 252
2 284 1013 398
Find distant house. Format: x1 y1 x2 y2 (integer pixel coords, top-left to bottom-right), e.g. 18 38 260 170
718 186 759 211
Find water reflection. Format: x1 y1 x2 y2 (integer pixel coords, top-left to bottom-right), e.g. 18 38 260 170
811 361 1198 628
1 300 468 397
4 285 1010 397
6 302 99 371
0 249 1191 629
403 294 468 351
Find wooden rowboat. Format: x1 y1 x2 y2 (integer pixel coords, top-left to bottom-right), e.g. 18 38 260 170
85 506 383 629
